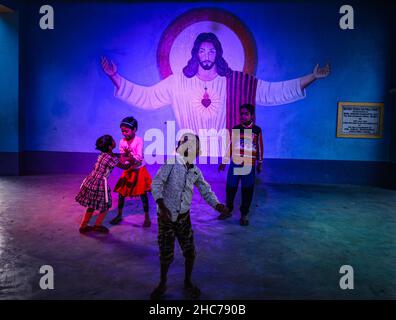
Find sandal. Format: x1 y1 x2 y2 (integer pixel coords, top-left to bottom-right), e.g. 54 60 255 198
93 225 110 233
79 225 93 234
109 215 123 225
150 283 167 300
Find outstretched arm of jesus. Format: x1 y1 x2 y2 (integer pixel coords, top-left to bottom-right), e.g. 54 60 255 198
256 63 330 106
300 63 331 89
101 56 173 110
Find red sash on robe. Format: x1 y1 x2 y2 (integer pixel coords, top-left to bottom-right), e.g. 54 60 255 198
226 71 258 131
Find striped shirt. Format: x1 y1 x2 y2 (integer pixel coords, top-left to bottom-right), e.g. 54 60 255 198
223 123 264 164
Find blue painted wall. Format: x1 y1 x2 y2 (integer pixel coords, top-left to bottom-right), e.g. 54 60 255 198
19 1 394 161
0 13 18 152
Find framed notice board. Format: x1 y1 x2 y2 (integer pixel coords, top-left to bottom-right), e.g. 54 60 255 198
336 102 384 138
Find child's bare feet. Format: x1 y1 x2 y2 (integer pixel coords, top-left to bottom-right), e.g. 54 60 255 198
93 225 110 233
217 212 232 220
239 216 249 226
150 282 167 300
184 280 201 299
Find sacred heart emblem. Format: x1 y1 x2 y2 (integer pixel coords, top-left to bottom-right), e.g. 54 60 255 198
201 98 211 107
201 90 211 108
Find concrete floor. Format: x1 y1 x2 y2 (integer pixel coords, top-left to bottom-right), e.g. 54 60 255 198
0 170 395 300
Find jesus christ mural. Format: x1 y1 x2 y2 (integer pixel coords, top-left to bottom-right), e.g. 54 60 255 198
101 32 330 156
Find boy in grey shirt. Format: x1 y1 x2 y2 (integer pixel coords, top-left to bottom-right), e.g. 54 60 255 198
151 133 229 299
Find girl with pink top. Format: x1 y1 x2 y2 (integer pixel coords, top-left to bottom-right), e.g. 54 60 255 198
110 117 152 227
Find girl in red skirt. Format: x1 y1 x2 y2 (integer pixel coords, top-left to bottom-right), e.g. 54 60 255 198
110 117 152 227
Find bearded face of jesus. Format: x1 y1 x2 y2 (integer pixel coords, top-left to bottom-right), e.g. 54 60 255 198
198 42 216 71
182 32 232 78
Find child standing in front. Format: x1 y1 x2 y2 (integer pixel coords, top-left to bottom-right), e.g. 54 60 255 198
150 133 229 300
110 117 152 227
76 135 133 234
218 103 263 226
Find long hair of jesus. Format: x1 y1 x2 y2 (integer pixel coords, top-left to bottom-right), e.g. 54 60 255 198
182 32 233 78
